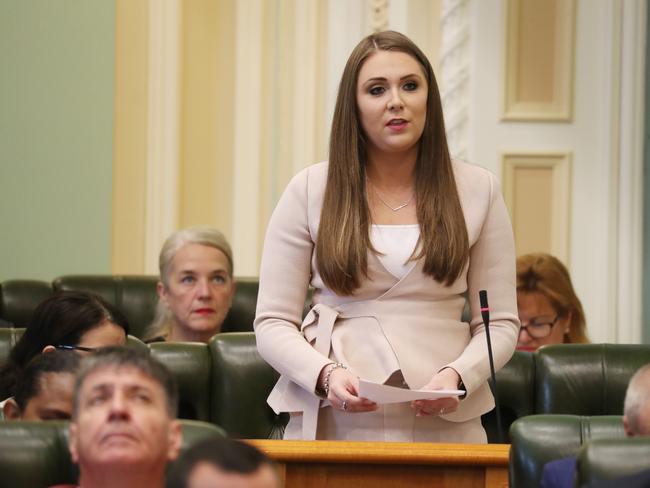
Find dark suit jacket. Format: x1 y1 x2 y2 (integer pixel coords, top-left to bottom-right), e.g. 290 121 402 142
541 456 577 488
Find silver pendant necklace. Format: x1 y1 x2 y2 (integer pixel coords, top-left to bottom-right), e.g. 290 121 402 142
367 179 414 212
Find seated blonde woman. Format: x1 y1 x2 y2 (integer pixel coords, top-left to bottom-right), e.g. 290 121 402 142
516 253 588 351
145 226 236 343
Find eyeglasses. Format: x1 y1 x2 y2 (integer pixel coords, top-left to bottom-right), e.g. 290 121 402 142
55 344 98 353
519 316 560 339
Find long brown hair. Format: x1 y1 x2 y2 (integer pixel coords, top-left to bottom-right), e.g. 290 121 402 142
517 253 589 344
316 31 469 295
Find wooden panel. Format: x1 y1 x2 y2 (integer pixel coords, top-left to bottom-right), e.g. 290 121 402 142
503 0 575 121
249 440 509 488
502 152 572 262
284 464 487 487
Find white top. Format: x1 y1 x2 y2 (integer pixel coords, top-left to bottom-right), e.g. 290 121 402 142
370 224 420 279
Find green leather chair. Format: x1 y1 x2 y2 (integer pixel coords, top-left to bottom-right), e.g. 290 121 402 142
0 327 23 367
205 331 532 442
535 344 650 415
208 332 288 439
0 279 52 327
54 275 262 338
54 275 159 339
150 342 213 422
577 437 650 486
0 276 262 339
481 350 535 443
509 415 625 488
0 419 225 487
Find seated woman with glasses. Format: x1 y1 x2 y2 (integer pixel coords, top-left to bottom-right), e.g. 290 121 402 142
516 253 588 351
0 290 128 401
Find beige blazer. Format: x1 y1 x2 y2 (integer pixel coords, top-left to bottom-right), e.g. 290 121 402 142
254 161 520 440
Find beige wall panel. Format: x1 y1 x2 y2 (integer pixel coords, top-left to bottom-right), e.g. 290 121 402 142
511 167 553 254
112 0 149 273
517 0 555 102
503 0 575 121
179 0 235 236
407 0 442 73
503 153 572 262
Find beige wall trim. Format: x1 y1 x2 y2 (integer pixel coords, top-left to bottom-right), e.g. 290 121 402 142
503 0 575 121
144 0 181 274
440 0 470 159
608 0 646 343
112 0 149 274
291 1 326 176
502 152 572 263
370 0 390 32
233 0 263 276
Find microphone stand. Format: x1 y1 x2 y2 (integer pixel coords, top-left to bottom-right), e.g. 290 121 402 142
479 289 504 443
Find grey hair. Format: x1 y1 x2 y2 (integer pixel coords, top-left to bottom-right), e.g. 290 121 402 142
624 363 650 435
159 226 233 285
144 226 233 341
72 346 178 418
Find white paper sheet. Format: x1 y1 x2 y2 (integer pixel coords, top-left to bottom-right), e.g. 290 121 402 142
357 378 465 405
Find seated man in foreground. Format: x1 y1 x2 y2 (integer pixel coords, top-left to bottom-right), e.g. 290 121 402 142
542 363 650 488
3 350 80 421
65 347 182 488
167 437 279 488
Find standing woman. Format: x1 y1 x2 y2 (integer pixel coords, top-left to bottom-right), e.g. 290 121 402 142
254 31 519 442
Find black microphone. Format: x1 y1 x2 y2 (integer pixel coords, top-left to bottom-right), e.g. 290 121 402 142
479 290 504 443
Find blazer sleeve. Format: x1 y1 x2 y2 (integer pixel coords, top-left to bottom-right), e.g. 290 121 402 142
444 169 520 396
254 166 332 396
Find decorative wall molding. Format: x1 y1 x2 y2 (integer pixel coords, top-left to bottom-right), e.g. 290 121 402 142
439 0 470 160
144 0 181 274
502 152 572 263
503 0 575 121
608 0 646 343
370 0 390 33
232 0 263 276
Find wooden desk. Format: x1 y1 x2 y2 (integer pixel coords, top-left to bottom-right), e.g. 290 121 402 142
251 440 509 488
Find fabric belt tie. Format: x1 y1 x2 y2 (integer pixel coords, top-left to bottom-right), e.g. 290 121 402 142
301 303 340 440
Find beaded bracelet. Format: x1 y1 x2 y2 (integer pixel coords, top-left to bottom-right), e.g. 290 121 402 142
322 362 347 397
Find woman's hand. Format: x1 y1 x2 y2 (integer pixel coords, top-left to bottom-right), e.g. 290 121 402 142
411 367 462 416
318 364 378 413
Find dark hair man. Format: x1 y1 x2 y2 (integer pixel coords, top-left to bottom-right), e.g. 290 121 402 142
3 350 80 421
67 347 182 488
166 437 279 488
